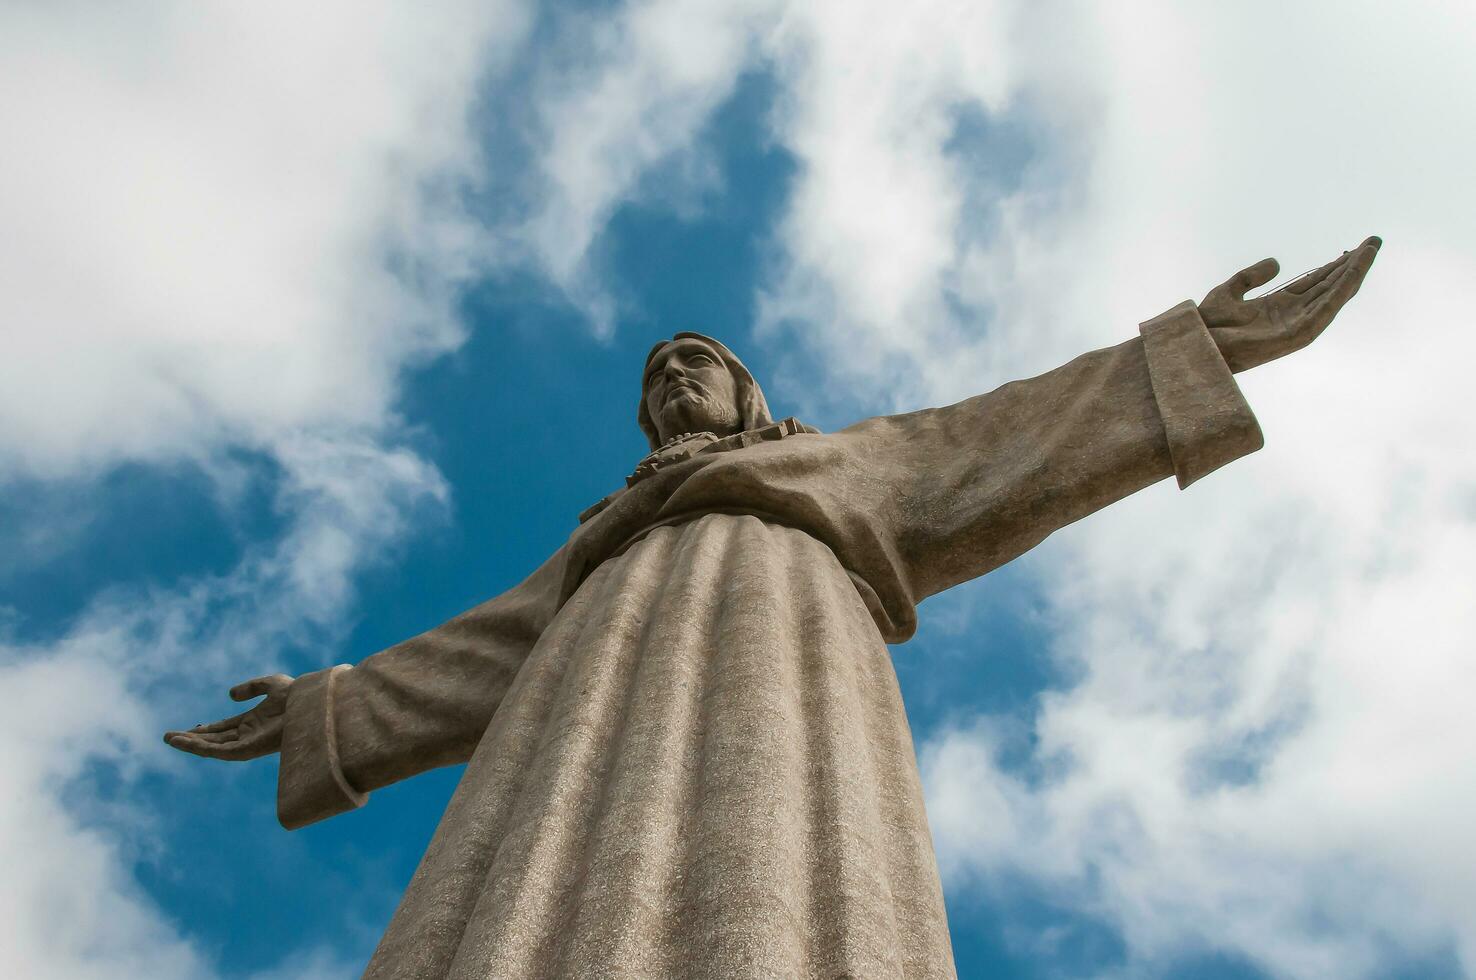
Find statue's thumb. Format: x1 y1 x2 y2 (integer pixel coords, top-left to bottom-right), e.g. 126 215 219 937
1231 257 1280 298
230 677 273 701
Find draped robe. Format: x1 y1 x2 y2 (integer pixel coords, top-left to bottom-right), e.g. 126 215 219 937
274 303 1263 979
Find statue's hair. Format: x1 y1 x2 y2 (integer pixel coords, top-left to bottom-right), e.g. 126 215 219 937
637 332 773 451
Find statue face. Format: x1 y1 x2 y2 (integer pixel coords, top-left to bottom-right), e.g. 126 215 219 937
644 338 741 443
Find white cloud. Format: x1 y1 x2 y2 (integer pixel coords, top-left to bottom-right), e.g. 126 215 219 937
757 0 1022 400
511 0 782 332
881 3 1476 978
0 650 208 980
0 430 444 978
0 2 522 478
0 1 525 976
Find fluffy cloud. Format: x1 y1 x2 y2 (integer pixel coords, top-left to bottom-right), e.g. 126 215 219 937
0 1 524 975
890 4 1476 978
0 2 525 477
509 0 782 332
0 650 207 979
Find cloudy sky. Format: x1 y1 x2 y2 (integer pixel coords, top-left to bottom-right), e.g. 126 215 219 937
2 1 1472 977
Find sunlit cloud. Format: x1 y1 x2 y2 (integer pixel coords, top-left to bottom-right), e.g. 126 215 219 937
0 1 524 975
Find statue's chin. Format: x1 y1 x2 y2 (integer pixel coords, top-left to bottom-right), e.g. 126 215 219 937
659 395 736 441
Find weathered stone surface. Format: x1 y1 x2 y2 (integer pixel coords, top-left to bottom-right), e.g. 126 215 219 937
166 238 1379 979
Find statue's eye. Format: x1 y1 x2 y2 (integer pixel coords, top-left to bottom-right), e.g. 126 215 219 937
689 353 713 366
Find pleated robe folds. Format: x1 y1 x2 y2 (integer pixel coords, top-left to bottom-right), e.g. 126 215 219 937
274 303 1264 978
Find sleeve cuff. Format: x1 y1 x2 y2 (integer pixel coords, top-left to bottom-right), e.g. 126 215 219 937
1139 300 1265 489
277 665 368 830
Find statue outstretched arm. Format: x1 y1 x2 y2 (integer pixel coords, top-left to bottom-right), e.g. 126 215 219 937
841 236 1379 603
166 546 569 829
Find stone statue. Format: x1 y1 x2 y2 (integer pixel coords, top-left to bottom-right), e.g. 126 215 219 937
166 238 1380 979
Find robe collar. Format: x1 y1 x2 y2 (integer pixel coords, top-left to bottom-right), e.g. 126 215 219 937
577 417 818 524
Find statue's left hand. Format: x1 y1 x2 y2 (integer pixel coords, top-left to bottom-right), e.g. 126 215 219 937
163 674 294 761
1200 236 1381 372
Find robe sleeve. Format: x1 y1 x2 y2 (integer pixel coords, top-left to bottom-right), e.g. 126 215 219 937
842 300 1263 605
276 547 568 829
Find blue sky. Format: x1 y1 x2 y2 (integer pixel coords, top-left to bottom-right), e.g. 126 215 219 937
2 3 1474 979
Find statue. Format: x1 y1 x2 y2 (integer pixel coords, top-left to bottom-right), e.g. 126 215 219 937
167 238 1380 979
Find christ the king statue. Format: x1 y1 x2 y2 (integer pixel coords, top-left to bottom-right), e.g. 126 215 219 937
168 237 1380 978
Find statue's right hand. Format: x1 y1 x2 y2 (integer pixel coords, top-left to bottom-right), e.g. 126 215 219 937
164 674 294 761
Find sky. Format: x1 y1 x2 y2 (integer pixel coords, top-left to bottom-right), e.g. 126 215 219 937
1 1 1473 978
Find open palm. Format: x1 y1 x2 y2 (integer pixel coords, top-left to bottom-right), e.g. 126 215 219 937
1201 236 1381 372
164 673 293 761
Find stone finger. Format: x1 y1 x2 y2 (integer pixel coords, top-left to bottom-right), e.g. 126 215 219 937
1227 257 1280 298
191 711 249 734
1280 251 1349 295
165 733 229 758
1304 245 1376 327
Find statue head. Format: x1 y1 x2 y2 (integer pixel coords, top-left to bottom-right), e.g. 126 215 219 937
638 332 773 450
